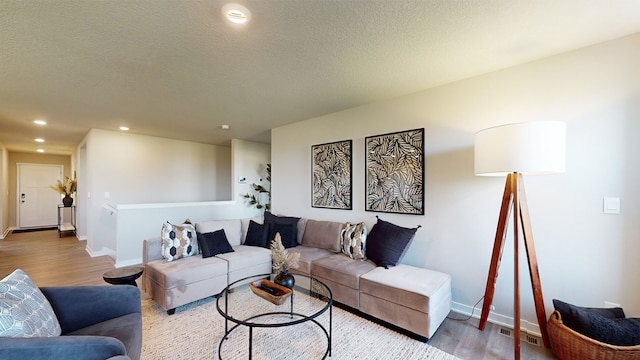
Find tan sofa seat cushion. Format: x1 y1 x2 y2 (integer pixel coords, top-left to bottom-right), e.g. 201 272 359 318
359 264 451 313
301 220 342 252
215 245 271 272
290 245 333 275
145 255 228 289
311 254 376 289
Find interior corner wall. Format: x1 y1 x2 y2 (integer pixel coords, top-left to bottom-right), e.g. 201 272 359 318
231 139 271 203
83 129 233 256
271 33 640 330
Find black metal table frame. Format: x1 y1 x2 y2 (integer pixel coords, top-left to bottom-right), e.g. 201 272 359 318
216 274 333 360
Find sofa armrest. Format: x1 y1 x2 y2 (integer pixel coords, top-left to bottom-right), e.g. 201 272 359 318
40 286 141 334
143 238 162 264
0 336 128 360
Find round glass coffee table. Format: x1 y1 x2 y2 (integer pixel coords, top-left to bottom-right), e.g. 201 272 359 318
216 273 333 360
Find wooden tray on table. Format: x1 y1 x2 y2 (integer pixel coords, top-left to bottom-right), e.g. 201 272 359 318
248 279 292 305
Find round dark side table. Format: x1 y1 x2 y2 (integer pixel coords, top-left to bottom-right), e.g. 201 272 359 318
103 265 144 287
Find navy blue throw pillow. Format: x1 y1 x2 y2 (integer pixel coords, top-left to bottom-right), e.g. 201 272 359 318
244 220 268 248
197 229 234 258
553 299 640 346
268 222 297 249
264 212 300 247
365 217 419 268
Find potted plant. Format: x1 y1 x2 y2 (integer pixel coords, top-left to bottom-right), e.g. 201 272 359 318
270 233 299 289
243 163 271 210
50 176 77 207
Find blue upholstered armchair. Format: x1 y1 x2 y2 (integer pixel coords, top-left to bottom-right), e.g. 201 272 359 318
0 285 142 360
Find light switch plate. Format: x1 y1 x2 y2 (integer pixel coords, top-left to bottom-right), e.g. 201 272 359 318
603 197 620 214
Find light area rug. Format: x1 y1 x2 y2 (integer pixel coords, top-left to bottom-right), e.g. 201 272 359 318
141 289 461 360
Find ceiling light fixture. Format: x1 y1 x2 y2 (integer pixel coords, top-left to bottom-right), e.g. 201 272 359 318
34 119 47 125
35 138 45 143
222 4 251 24
119 126 130 131
221 124 230 130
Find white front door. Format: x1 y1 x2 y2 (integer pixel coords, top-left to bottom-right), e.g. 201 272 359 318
18 164 63 228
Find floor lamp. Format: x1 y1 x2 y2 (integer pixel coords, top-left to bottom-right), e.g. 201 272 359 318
474 121 566 360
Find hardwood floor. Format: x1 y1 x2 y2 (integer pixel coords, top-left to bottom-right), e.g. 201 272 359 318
0 229 115 286
429 314 557 359
0 229 556 359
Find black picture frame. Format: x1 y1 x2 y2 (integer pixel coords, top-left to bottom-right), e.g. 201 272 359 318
311 140 352 210
365 128 424 215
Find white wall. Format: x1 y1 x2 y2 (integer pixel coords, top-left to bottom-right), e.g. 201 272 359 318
271 34 640 333
82 129 233 255
231 139 271 203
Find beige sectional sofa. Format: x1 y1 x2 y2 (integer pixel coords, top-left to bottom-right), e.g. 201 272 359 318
141 214 451 339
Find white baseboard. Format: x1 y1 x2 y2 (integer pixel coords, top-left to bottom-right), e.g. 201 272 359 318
115 258 143 268
85 245 116 260
451 300 542 337
0 227 13 239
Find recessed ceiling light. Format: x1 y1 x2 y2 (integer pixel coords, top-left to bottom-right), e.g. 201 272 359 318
222 4 251 24
221 124 230 130
34 119 47 125
35 138 45 143
36 148 45 153
119 126 130 131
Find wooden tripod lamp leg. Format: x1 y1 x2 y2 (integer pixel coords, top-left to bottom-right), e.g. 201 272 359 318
517 174 550 348
479 172 551 356
479 174 515 330
513 174 521 360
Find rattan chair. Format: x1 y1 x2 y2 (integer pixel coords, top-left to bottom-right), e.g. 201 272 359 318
547 310 640 360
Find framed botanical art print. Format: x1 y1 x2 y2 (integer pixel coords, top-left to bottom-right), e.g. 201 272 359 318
365 128 424 215
312 140 352 210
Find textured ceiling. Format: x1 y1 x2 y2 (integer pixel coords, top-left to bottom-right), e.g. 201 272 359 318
1 0 639 154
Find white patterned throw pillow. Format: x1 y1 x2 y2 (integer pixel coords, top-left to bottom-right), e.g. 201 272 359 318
0 269 62 337
161 220 199 262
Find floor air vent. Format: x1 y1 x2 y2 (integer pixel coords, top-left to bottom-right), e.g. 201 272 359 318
497 327 542 347
499 327 512 337
524 333 542 347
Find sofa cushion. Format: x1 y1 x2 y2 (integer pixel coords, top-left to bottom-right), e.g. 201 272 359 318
340 222 367 260
144 256 228 289
365 217 419 268
243 220 269 248
311 254 376 290
301 220 342 252
360 264 452 314
196 219 242 246
0 269 62 338
197 230 234 258
553 299 640 346
215 245 272 273
161 221 198 262
289 245 333 275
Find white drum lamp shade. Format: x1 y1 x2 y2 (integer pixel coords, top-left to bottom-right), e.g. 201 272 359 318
475 121 566 176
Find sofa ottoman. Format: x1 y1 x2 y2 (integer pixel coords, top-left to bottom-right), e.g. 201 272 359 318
311 254 377 309
142 239 228 314
359 264 451 339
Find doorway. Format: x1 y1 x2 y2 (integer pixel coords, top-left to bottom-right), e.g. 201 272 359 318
17 163 63 228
